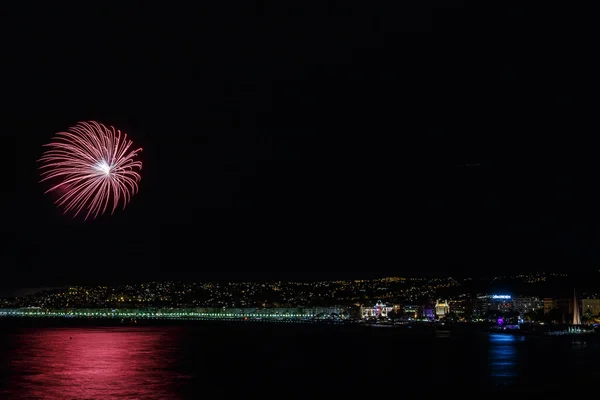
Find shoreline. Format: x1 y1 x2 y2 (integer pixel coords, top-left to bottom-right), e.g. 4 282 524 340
1 316 599 339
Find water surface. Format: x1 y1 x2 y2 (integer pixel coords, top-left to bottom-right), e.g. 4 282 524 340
1 323 599 397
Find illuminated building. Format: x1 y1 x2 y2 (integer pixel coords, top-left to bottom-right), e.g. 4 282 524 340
360 300 393 319
474 294 542 316
420 306 435 320
403 305 419 318
435 300 449 317
0 306 350 320
510 297 543 314
473 294 512 316
582 298 600 317
449 298 471 318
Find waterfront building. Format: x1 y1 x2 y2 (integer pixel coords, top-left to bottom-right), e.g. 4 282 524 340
360 300 393 319
473 294 511 316
510 297 544 315
403 305 419 318
420 305 435 320
435 300 449 317
543 298 556 314
0 306 350 320
582 298 600 318
473 294 542 317
449 298 471 318
544 298 573 317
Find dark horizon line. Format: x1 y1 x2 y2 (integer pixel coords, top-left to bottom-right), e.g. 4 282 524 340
1 270 587 294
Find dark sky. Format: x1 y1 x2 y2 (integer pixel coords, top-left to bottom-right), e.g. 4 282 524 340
0 3 502 288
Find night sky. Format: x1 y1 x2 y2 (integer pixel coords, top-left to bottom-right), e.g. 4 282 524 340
0 2 503 289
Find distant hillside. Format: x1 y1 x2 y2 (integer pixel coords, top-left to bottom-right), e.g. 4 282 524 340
477 271 599 298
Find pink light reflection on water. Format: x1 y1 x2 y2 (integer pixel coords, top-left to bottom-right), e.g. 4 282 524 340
2 327 190 399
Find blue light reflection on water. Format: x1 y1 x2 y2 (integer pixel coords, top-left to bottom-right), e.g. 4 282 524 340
2 324 600 396
487 333 523 383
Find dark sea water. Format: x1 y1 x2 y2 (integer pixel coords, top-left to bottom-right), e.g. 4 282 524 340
1 321 599 398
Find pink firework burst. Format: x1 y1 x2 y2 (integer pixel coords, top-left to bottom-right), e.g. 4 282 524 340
38 121 143 220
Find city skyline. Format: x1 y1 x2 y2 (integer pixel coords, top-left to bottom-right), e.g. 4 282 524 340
2 271 599 329
5 4 600 398
1 271 596 301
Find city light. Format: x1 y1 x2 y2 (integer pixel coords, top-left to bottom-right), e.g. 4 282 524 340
1 273 596 327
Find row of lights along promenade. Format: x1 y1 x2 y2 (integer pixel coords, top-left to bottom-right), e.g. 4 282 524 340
0 307 350 322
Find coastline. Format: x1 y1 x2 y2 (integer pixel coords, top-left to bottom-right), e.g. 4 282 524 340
2 314 599 340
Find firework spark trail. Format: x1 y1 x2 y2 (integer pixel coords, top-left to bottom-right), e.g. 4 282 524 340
38 121 143 220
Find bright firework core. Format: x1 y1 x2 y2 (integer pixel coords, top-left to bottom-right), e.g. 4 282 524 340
96 160 112 175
